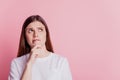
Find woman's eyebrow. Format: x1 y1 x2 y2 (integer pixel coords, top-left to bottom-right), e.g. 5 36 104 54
26 26 45 30
37 26 45 29
25 27 33 31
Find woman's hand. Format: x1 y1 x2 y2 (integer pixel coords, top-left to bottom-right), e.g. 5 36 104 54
27 44 42 65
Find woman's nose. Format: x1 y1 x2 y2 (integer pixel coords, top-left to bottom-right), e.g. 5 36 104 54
33 31 38 37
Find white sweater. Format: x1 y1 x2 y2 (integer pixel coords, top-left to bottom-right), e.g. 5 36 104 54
8 52 72 80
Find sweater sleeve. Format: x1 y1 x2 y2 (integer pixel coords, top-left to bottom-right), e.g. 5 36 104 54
8 59 20 80
61 58 72 80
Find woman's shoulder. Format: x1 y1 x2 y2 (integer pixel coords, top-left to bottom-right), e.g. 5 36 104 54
50 52 70 69
51 52 69 64
51 52 66 60
11 53 29 64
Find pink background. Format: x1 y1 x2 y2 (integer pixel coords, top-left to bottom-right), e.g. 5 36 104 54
0 0 120 80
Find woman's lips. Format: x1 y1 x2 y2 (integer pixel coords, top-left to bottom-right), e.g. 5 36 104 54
32 39 40 44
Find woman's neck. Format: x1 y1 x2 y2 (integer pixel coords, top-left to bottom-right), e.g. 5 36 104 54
37 45 51 58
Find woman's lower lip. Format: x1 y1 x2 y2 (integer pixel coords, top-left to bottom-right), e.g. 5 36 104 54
33 40 40 43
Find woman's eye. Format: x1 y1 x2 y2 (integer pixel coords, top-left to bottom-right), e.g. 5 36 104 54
38 28 43 32
28 29 33 33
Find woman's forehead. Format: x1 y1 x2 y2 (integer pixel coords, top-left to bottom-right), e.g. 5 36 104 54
26 21 45 29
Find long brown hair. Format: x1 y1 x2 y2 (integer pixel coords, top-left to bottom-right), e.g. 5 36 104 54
17 15 54 57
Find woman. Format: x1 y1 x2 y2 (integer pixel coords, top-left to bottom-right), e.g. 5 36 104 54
8 15 72 80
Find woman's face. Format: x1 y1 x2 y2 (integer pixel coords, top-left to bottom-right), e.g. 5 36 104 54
25 21 46 48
